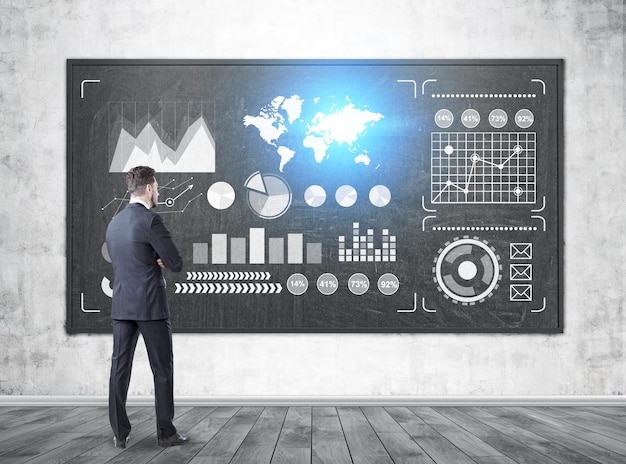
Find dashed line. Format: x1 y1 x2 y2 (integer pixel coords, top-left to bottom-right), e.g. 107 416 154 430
432 93 537 99
432 226 538 231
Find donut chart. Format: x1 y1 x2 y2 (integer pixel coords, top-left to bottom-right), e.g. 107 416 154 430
434 237 501 305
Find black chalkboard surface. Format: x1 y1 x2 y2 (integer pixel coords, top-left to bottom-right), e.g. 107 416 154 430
67 59 563 333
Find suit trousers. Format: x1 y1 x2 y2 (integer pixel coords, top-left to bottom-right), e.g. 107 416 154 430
109 319 177 440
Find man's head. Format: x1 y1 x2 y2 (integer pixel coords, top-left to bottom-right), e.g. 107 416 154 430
126 166 158 208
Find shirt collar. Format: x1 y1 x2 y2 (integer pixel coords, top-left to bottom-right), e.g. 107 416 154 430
129 198 152 210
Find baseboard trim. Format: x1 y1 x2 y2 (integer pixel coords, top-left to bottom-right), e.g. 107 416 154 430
1 395 625 407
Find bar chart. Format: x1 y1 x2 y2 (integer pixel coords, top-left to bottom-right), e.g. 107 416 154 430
338 222 397 262
193 228 323 265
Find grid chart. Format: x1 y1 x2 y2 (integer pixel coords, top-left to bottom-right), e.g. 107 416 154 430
338 222 396 262
431 132 536 204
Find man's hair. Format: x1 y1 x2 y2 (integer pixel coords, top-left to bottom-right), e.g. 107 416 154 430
126 166 156 195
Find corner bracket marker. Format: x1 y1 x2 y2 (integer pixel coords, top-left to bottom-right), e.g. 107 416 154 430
80 79 101 98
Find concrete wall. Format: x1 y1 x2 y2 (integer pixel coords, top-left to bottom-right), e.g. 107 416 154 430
0 0 623 398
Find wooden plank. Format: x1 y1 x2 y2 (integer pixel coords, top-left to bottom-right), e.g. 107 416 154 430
230 407 288 464
0 407 84 430
385 406 476 464
0 406 27 416
362 407 405 433
147 407 239 464
311 407 352 464
0 407 114 462
1 433 85 464
362 407 435 464
0 406 100 444
472 458 520 464
337 406 393 464
0 407 110 457
468 407 609 464
377 432 437 464
189 406 264 464
506 406 626 461
271 407 311 464
579 407 626 420
434 407 561 463
409 407 504 459
539 407 626 442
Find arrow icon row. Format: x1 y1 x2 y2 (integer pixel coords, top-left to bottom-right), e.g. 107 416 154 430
186 271 272 281
175 282 282 294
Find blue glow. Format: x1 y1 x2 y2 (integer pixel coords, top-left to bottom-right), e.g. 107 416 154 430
244 92 386 175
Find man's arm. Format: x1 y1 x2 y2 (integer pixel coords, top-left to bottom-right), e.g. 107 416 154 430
149 214 183 272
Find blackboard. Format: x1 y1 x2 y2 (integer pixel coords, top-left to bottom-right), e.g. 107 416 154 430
67 59 563 333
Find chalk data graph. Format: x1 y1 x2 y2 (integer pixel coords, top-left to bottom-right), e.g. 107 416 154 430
431 132 536 204
109 101 216 173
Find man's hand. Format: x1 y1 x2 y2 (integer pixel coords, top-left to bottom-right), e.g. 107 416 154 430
157 258 166 269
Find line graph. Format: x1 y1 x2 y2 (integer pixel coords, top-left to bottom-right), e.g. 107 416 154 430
101 177 201 216
108 101 215 173
431 132 536 204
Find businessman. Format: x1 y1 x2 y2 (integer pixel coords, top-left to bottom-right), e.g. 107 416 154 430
105 166 189 448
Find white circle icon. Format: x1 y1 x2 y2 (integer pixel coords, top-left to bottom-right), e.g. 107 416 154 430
304 185 326 208
207 182 235 210
335 185 357 207
369 185 391 207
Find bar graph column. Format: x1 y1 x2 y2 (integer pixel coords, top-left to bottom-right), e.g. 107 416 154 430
212 234 227 264
192 243 209 264
231 237 246 264
268 237 284 264
249 228 265 264
287 233 303 264
306 242 322 264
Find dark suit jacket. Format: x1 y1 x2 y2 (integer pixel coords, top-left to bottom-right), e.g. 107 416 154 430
105 203 183 320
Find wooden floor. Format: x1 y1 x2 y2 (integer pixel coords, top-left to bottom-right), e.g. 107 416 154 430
0 405 625 463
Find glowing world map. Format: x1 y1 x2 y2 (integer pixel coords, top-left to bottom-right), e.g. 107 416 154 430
244 95 384 172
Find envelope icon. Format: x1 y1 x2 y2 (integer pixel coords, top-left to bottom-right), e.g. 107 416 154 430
510 242 532 259
510 284 532 301
510 264 532 281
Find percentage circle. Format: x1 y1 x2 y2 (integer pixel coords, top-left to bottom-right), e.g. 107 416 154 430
348 273 370 296
286 273 308 296
489 109 508 128
377 273 400 296
434 109 454 129
317 273 339 296
515 109 534 128
461 109 480 128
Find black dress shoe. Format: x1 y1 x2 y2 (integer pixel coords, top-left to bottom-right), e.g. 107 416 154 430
158 432 190 447
113 436 130 448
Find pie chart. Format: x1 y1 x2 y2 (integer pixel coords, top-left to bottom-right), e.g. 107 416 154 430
304 185 326 208
369 185 391 207
207 181 236 210
335 185 357 207
245 172 292 219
